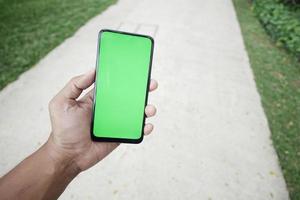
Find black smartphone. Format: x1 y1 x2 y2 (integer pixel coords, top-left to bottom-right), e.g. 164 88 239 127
91 29 154 143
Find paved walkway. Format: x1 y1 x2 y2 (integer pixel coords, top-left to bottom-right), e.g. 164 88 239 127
0 0 289 199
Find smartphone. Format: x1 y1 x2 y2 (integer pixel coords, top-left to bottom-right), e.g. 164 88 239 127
91 29 154 143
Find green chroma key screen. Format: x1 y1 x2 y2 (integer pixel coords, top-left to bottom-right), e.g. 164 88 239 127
92 30 154 143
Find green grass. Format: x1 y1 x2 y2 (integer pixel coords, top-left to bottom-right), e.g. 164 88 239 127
0 0 117 90
233 0 300 199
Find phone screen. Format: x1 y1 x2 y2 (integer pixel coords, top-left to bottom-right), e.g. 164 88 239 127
91 30 154 143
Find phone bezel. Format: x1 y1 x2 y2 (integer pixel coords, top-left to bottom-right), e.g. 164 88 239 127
90 29 154 144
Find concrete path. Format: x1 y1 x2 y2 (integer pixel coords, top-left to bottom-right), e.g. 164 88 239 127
0 0 289 199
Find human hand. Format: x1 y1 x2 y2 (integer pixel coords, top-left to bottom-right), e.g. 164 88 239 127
46 69 158 173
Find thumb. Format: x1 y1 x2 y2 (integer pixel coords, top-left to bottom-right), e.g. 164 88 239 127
57 69 95 100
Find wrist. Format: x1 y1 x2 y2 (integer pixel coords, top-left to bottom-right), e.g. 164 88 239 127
43 137 81 178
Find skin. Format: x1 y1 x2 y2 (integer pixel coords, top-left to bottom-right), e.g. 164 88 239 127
0 69 158 200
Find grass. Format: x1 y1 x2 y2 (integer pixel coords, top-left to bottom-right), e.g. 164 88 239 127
233 0 300 199
0 0 117 90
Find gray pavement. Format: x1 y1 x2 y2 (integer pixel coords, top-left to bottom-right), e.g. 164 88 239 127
0 0 290 199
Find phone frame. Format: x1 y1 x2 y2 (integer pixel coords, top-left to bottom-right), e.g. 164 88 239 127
90 29 154 144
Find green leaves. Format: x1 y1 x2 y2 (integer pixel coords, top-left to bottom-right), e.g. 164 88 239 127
253 0 300 59
280 0 300 6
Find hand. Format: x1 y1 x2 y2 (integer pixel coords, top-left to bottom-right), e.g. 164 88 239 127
46 69 158 172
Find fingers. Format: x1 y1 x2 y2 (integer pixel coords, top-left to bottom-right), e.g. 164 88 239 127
58 69 95 100
145 104 156 117
144 105 156 135
149 79 158 92
145 81 157 135
144 123 154 135
81 88 95 104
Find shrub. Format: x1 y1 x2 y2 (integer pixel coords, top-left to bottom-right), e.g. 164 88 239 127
253 0 300 59
280 0 300 6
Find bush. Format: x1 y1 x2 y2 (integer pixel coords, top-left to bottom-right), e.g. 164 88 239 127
253 0 300 59
280 0 300 6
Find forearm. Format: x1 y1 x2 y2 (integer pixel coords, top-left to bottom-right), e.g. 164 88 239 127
0 139 80 200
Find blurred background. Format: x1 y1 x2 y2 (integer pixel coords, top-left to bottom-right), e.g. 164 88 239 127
0 0 299 199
